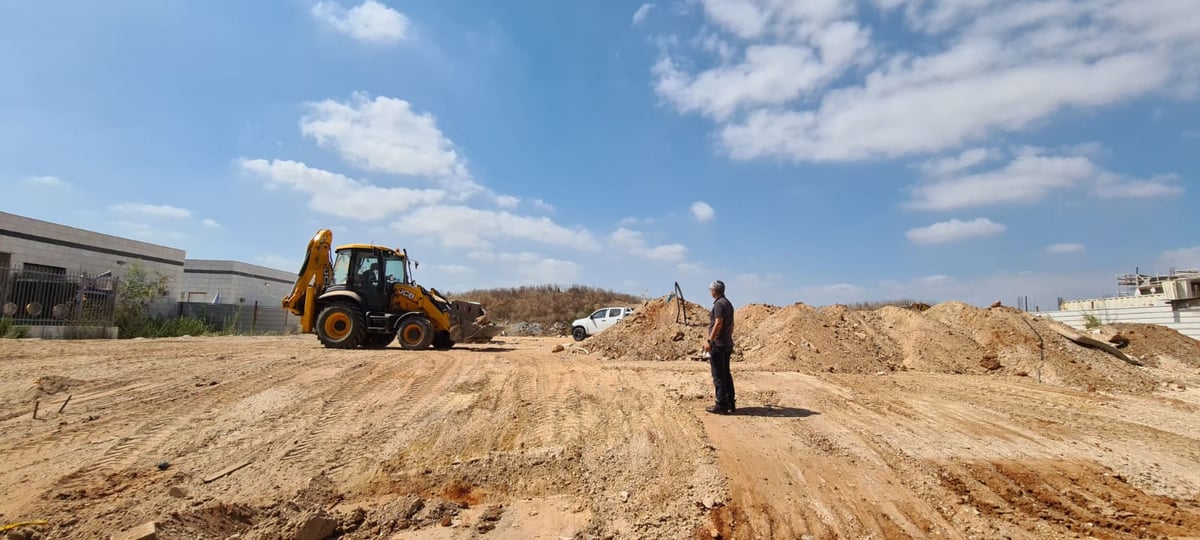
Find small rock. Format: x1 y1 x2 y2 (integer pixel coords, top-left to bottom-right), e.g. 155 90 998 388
114 521 158 540
552 344 565 353
156 461 170 471
294 511 337 540
620 491 629 502
168 486 187 498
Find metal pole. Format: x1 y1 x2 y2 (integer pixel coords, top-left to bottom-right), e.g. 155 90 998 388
252 301 258 333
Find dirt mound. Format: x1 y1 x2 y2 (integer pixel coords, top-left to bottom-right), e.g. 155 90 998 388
1095 323 1200 370
927 303 1159 393
22 375 88 400
590 296 1167 392
588 297 716 361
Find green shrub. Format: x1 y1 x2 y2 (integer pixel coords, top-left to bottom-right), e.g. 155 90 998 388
1082 313 1102 329
4 324 30 339
0 317 10 338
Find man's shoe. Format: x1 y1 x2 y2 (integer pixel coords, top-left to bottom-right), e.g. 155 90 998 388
705 405 731 415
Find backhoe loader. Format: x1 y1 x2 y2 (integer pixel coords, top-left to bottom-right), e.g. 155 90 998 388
282 229 500 349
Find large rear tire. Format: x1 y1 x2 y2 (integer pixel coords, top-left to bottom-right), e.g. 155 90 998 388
432 330 455 350
397 317 435 350
362 333 395 349
316 302 367 349
572 326 587 342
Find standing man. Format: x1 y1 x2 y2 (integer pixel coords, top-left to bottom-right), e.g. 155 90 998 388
702 280 736 414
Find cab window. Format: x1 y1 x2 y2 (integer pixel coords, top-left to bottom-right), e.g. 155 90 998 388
331 253 351 286
608 308 623 317
384 256 406 285
356 254 381 286
591 309 607 319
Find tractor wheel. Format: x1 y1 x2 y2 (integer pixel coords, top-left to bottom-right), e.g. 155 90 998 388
432 330 455 350
316 302 367 349
362 333 395 349
397 317 435 350
572 326 587 342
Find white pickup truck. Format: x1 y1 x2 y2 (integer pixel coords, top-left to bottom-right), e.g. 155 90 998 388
571 306 634 341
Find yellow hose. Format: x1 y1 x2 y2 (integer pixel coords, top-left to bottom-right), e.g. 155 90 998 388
0 520 49 532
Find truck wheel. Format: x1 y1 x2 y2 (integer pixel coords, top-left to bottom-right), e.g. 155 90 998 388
316 302 367 349
362 333 395 349
432 330 455 350
572 326 587 341
397 317 434 349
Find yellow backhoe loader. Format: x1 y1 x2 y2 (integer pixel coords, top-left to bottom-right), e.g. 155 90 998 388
282 229 500 349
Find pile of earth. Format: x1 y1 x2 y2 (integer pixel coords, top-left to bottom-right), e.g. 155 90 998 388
587 297 728 362
1093 322 1200 369
589 298 1172 393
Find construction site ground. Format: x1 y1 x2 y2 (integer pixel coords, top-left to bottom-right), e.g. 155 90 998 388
3 301 1200 539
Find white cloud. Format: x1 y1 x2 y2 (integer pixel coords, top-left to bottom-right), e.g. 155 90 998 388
201 218 223 229
655 35 869 121
239 158 446 221
108 220 188 244
24 175 65 187
495 195 520 208
610 228 688 262
906 218 1005 245
393 205 600 250
256 254 300 273
108 203 192 219
691 201 716 222
654 0 1200 162
1044 243 1085 254
632 3 656 25
431 264 474 275
908 149 1184 210
466 250 495 262
312 0 410 45
496 252 581 284
907 153 1093 211
1160 246 1200 269
1092 173 1184 199
300 93 477 193
918 148 997 177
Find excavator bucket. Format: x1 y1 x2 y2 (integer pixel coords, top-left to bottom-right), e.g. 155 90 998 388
448 300 503 343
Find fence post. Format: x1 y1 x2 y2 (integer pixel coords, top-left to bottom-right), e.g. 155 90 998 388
252 301 258 334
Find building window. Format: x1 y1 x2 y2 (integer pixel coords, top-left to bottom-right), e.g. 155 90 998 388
22 263 67 280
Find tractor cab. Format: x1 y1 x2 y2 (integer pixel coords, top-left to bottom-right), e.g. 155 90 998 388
330 244 409 312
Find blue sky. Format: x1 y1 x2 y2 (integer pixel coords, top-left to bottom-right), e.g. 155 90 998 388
3 0 1197 309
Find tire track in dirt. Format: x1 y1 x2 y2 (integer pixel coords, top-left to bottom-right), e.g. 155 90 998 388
34 353 302 503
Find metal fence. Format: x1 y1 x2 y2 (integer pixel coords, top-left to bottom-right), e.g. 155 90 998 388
177 301 296 334
0 266 118 326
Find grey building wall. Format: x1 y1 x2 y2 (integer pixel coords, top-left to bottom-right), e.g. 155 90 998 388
0 211 185 317
180 259 299 332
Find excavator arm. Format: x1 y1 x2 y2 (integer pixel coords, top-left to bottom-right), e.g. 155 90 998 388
282 229 334 332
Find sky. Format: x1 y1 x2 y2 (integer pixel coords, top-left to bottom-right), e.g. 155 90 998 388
2 0 1198 310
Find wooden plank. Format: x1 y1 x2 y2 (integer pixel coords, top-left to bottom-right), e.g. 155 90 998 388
202 459 252 483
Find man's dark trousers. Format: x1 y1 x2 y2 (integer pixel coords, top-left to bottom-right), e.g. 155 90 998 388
709 345 735 410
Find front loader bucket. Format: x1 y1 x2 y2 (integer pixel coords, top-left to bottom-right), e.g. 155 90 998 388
448 300 503 343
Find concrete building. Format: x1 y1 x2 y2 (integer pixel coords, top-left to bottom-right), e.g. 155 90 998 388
1039 271 1200 340
1 211 299 334
179 260 298 333
0 211 185 319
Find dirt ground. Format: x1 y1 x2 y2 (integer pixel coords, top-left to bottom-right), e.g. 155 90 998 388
3 301 1200 539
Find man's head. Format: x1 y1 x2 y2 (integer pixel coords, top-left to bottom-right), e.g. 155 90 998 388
709 280 725 298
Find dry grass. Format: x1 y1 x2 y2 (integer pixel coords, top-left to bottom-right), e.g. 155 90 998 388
450 285 643 326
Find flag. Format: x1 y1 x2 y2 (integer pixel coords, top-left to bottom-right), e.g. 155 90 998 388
212 291 221 304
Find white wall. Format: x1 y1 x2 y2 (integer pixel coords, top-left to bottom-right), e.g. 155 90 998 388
1038 304 1200 340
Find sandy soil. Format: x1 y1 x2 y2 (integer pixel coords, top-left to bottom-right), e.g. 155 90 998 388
2 303 1200 539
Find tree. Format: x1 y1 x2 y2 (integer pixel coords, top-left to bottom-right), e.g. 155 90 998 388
114 261 172 336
